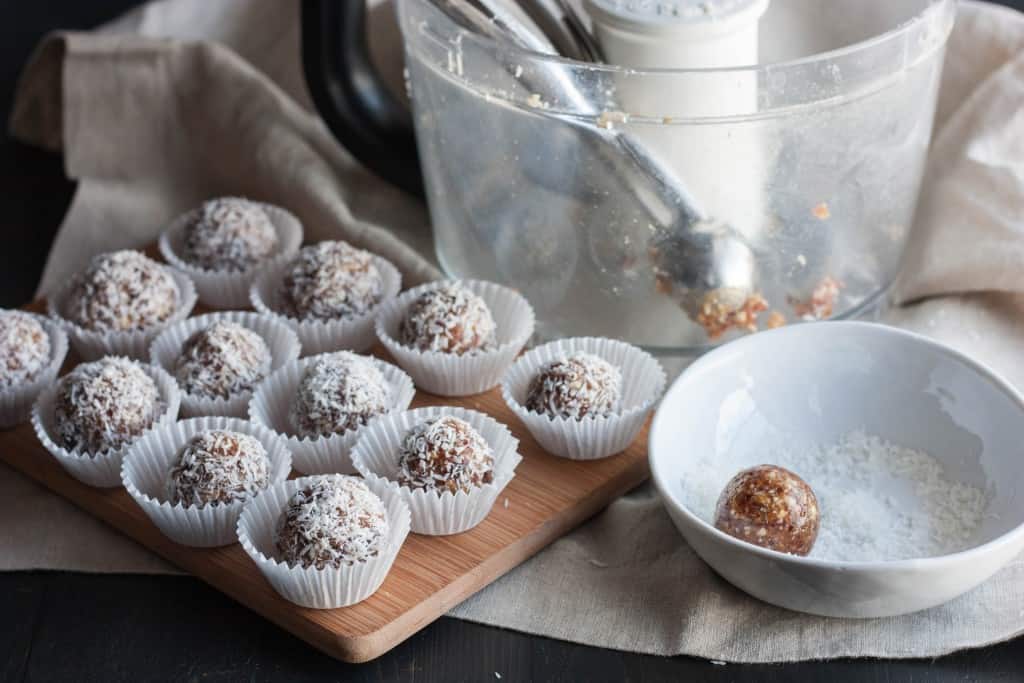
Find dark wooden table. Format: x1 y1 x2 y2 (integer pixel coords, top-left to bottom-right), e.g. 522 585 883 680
3 2 1024 681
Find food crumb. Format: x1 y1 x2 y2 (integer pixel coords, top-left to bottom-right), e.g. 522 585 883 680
812 202 831 220
711 660 727 666
495 673 502 679
597 110 630 130
796 253 807 267
588 558 609 568
790 276 842 320
526 93 544 108
697 292 768 340
503 498 509 509
767 311 786 329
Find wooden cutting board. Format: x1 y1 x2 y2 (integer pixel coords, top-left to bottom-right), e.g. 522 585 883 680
0 299 650 663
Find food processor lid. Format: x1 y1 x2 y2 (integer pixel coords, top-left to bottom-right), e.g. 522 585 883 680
585 0 771 34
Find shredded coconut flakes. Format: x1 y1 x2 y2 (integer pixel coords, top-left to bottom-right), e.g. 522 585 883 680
174 321 272 400
399 283 497 355
167 429 269 508
289 352 389 439
397 416 495 495
525 353 621 421
279 241 382 321
0 310 50 389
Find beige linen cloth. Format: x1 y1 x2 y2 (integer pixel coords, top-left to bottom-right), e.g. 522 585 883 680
5 0 1024 663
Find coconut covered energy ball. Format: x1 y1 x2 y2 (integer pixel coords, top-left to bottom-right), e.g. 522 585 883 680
166 429 270 508
275 476 389 568
398 283 497 355
180 197 278 272
714 464 820 556
66 250 179 332
288 352 389 439
174 321 272 400
54 357 162 454
279 241 383 321
525 353 621 420
0 310 51 390
397 416 495 495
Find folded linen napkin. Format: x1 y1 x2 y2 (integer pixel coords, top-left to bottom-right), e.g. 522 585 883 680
5 0 1024 662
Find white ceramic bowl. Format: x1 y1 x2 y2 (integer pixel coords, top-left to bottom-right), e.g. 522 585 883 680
649 321 1024 618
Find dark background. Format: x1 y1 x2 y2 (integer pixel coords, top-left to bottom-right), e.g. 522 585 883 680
3 2 1024 681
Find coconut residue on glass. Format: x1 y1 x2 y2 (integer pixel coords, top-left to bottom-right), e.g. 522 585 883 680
682 430 990 561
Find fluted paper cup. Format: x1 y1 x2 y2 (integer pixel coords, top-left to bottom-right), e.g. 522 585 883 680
48 267 197 361
351 406 521 535
501 337 665 460
150 311 301 418
31 361 181 488
159 203 303 310
121 416 293 547
375 280 535 397
250 255 401 355
0 314 68 429
237 474 411 609
248 353 415 475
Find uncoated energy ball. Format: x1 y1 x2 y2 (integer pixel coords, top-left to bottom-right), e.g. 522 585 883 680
275 476 389 568
0 310 51 390
288 352 389 439
167 429 270 508
174 321 272 400
397 416 495 495
398 283 497 355
714 464 820 556
525 352 621 420
279 241 383 321
54 357 162 454
66 250 179 332
181 197 278 272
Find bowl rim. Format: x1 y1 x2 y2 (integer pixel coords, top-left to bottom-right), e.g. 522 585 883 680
649 320 1024 571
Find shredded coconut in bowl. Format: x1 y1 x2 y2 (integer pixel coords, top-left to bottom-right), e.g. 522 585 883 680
181 197 278 272
681 430 990 562
274 476 388 568
54 357 163 454
288 352 390 439
0 310 51 389
167 429 270 508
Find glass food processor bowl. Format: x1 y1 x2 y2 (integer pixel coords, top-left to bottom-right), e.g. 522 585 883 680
398 0 956 359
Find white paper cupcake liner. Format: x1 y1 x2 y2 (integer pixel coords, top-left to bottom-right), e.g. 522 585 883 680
48 266 198 362
250 255 402 355
158 203 304 310
501 337 666 461
351 406 522 535
0 314 68 429
248 353 416 475
237 473 411 609
150 311 302 418
31 361 181 488
375 280 536 397
121 416 293 547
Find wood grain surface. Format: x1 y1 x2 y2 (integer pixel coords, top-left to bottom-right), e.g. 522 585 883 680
1 301 651 663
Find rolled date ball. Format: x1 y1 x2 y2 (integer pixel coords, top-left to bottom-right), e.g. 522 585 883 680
181 197 278 272
174 321 272 400
0 310 51 390
279 241 382 321
525 352 621 420
167 429 270 508
714 464 820 556
397 416 495 495
54 357 162 454
66 250 179 332
398 283 497 355
275 476 388 568
288 352 389 439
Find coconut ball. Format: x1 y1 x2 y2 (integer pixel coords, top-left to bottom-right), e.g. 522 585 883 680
166 429 270 508
66 250 179 332
714 464 820 556
525 352 621 420
279 241 382 321
397 416 495 495
174 321 272 400
398 283 497 355
54 357 162 454
180 197 278 272
0 310 51 390
275 475 388 568
288 352 389 439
